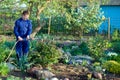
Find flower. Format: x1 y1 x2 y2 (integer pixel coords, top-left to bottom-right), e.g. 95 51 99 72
107 52 118 56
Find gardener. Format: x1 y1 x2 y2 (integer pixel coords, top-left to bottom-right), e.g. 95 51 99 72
14 10 32 64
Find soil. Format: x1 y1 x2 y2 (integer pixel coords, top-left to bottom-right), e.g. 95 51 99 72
1 63 119 80
51 63 89 80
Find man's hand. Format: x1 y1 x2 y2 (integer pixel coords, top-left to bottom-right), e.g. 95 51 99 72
18 36 23 41
27 35 30 40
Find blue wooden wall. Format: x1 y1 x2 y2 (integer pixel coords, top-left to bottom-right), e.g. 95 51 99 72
99 5 120 33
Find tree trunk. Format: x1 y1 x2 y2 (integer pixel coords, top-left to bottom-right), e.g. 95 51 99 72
48 16 51 35
31 0 50 38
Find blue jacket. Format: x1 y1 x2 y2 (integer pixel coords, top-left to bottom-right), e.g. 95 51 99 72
14 18 32 39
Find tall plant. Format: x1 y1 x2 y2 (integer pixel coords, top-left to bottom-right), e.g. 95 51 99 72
69 0 105 36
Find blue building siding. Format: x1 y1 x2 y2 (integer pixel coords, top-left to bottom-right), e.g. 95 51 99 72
99 6 120 33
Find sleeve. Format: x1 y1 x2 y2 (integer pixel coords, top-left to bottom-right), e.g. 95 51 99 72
27 20 32 36
14 21 20 38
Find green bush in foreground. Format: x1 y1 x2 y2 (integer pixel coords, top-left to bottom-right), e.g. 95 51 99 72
29 42 62 68
103 60 120 74
0 62 9 76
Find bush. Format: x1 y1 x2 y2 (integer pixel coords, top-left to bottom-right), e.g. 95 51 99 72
0 41 10 62
29 42 62 68
106 54 120 63
79 42 90 55
91 62 102 72
4 41 15 49
103 60 120 74
70 42 90 56
0 40 10 76
112 29 120 41
0 62 10 76
111 41 120 53
60 42 89 56
70 47 82 56
88 36 111 60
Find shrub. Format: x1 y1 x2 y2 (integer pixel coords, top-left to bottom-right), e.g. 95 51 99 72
91 62 102 72
111 41 120 54
29 42 62 68
112 29 120 41
0 41 10 62
79 42 90 55
103 60 120 74
61 42 89 56
70 42 89 56
4 41 15 49
70 47 82 56
106 54 120 63
0 62 10 76
60 43 82 56
88 36 111 60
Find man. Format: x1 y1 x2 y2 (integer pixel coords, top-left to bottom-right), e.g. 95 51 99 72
14 10 32 64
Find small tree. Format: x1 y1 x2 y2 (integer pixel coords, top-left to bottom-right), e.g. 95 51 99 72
64 0 106 36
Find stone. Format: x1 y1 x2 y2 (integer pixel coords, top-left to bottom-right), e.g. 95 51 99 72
34 69 55 79
7 62 16 71
73 55 94 61
27 67 41 74
64 78 69 80
92 72 102 80
50 77 59 80
69 55 94 65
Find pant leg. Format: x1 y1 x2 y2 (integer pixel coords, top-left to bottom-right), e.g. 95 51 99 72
22 40 30 56
16 41 23 58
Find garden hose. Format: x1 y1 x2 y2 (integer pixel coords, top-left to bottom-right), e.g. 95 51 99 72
5 38 41 62
5 41 19 62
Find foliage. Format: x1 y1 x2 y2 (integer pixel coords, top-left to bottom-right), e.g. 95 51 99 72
0 41 10 63
0 0 106 36
111 41 120 53
112 29 120 41
71 46 82 56
38 34 54 40
60 42 90 56
17 55 30 72
0 48 9 62
29 42 62 68
6 76 34 80
88 36 111 60
81 60 88 67
0 62 10 76
106 54 120 63
91 62 102 72
103 60 120 74
4 41 16 49
79 42 90 55
64 0 105 36
7 76 21 80
61 43 80 56
70 42 89 56
0 40 11 76
58 49 71 64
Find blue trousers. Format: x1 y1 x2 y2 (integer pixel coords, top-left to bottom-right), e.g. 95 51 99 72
16 40 29 58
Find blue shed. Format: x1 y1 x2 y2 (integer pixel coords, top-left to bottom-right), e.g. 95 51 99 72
99 5 120 33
